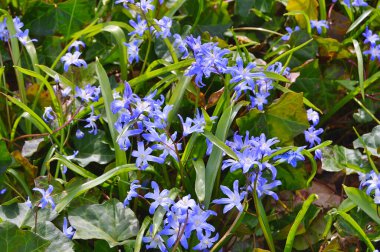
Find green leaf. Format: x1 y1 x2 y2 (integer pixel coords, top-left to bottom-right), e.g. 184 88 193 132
69 199 139 248
0 221 50 251
34 221 75 252
237 92 309 145
353 125 380 157
72 130 115 167
55 164 137 213
336 210 375 250
321 145 367 172
286 0 319 28
21 138 45 158
202 131 238 160
343 186 380 225
192 158 206 202
346 9 373 33
24 0 95 37
0 203 58 228
352 39 364 99
253 193 275 252
134 216 151 252
284 194 318 252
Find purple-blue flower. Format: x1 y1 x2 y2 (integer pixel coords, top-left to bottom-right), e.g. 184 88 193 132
75 84 101 103
132 141 165 170
60 51 87 72
63 217 75 239
161 217 188 249
363 45 380 61
144 181 174 214
275 147 305 167
153 16 172 38
362 27 379 46
307 108 319 126
68 40 86 52
136 0 155 13
16 29 37 45
310 20 329 34
248 172 281 200
124 180 141 206
250 91 270 111
33 185 55 210
84 106 100 135
304 127 323 147
281 26 300 41
129 15 148 37
193 230 219 250
124 39 141 64
143 225 167 252
76 129 85 139
212 180 246 213
173 34 189 59
185 205 216 236
43 107 55 122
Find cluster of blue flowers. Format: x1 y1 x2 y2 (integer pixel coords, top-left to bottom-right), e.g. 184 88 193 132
0 16 37 45
362 27 380 62
61 40 87 72
124 180 219 251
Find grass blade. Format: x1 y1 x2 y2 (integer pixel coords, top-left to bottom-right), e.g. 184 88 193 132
134 216 151 252
55 164 137 213
50 153 97 179
202 131 238 160
284 194 318 252
254 192 275 252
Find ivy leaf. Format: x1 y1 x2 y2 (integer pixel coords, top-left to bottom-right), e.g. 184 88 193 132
286 0 319 28
321 145 368 172
237 92 309 145
24 0 95 37
0 203 58 228
353 125 380 157
72 130 115 167
34 221 75 252
0 221 50 251
68 199 139 248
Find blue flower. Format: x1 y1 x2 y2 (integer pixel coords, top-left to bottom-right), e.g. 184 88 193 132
173 34 189 59
16 29 37 45
129 15 148 37
75 129 85 139
0 188 6 194
143 130 182 161
248 172 281 200
178 109 216 137
185 205 216 236
352 0 368 6
228 58 265 98
33 185 55 210
307 108 319 126
252 133 279 158
193 230 219 250
0 18 9 42
362 171 380 195
60 51 87 72
111 81 136 114
161 217 188 249
222 148 258 173
13 16 24 33
153 16 172 38
116 124 142 151
124 39 141 64
174 195 196 213
124 180 141 206
144 181 174 214
362 27 379 46
75 84 101 103
310 20 329 35
43 107 55 122
250 91 270 111
115 0 134 8
84 106 100 135
65 150 79 160
68 40 86 52
304 127 323 147
314 149 322 160
63 217 75 239
136 0 155 13
281 26 300 41
363 45 380 61
132 141 165 170
143 225 167 252
213 180 246 213
275 147 305 167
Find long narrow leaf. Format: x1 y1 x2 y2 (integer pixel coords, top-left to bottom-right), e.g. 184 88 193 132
55 165 137 213
352 39 364 99
284 194 318 252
